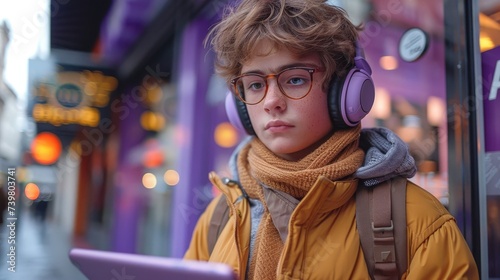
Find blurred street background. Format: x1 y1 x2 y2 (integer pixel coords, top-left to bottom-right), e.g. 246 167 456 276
0 207 86 280
0 0 499 279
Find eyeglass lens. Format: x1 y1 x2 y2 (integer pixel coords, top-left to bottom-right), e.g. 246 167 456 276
234 68 313 104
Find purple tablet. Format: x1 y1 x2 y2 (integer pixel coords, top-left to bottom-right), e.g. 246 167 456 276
69 248 238 280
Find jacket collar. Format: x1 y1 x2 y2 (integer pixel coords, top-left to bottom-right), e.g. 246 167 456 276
210 171 358 242
263 176 358 241
209 171 245 204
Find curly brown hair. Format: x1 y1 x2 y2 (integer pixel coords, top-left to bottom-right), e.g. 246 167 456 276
206 0 361 89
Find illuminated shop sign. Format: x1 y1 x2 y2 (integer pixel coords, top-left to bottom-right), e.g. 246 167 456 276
31 71 117 127
32 104 100 127
482 46 500 152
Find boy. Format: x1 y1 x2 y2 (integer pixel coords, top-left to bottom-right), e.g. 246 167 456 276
184 0 479 279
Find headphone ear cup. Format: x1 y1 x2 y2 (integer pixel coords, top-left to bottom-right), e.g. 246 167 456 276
328 76 348 129
225 93 255 135
328 68 375 128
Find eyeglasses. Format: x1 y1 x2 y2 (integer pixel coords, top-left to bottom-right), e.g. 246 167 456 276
230 67 323 105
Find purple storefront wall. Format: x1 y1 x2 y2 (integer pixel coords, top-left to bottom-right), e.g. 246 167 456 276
111 98 148 253
97 0 220 254
482 46 500 279
482 46 500 153
97 0 156 253
170 18 216 258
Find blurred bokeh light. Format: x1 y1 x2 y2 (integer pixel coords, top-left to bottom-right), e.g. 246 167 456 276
25 182 40 201
30 132 62 165
214 122 239 148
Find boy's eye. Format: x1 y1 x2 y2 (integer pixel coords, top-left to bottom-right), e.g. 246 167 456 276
288 77 305 86
248 82 265 91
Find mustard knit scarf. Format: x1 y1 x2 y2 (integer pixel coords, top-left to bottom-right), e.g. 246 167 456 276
237 125 365 279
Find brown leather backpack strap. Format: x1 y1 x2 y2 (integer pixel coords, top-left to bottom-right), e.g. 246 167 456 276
207 195 230 256
357 177 407 280
371 179 398 279
391 176 408 278
356 183 375 277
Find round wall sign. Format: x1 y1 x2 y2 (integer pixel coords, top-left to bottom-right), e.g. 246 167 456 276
56 83 83 108
399 28 429 62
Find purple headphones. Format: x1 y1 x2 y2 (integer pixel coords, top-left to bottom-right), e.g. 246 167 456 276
225 44 375 135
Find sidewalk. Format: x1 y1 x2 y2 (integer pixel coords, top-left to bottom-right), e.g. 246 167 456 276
0 209 87 280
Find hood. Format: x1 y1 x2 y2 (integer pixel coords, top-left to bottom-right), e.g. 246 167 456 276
228 136 253 180
354 127 417 187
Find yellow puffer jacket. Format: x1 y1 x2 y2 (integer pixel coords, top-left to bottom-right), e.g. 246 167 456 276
184 172 479 280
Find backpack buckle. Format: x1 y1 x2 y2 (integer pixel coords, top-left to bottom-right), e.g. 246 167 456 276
371 220 394 232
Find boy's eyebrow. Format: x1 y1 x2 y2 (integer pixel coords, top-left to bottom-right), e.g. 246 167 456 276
241 62 322 75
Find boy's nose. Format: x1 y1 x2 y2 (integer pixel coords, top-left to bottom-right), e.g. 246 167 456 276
262 79 286 112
